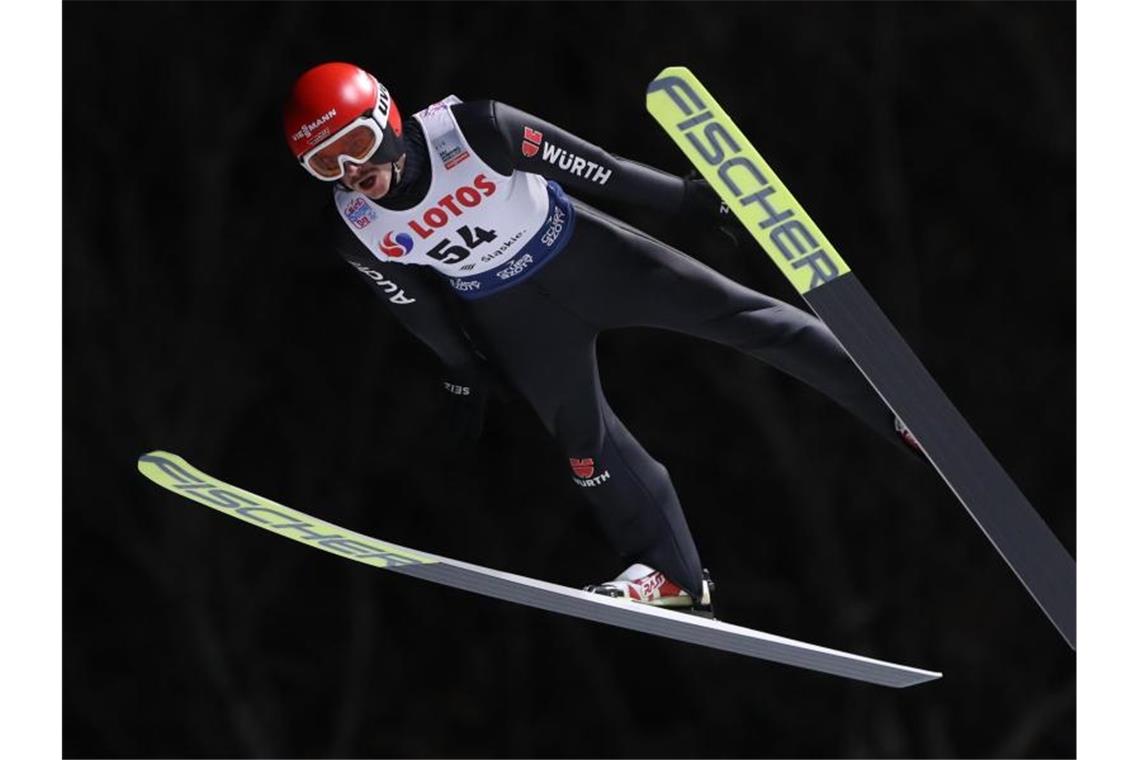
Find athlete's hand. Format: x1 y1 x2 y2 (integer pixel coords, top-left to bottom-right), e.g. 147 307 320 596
681 174 750 248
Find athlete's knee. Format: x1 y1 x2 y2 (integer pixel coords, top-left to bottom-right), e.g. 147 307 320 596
702 300 824 352
769 307 838 350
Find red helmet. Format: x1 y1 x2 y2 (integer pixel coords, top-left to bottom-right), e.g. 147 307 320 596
283 62 405 181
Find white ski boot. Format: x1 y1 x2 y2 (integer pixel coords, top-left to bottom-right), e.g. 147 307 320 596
584 564 715 618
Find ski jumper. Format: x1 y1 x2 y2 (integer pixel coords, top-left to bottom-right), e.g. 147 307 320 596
328 97 900 597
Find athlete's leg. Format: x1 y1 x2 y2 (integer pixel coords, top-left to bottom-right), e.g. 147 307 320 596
554 202 901 446
462 282 706 596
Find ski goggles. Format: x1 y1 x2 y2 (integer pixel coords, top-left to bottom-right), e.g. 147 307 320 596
298 99 403 181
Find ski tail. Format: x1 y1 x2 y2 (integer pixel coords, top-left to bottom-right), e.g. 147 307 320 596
646 66 1075 649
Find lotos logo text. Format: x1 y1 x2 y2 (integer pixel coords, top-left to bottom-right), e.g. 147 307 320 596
344 197 377 230
646 73 848 292
380 231 415 258
521 126 543 158
405 174 497 240
539 141 612 185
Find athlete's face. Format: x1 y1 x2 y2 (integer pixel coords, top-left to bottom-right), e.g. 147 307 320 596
342 158 397 200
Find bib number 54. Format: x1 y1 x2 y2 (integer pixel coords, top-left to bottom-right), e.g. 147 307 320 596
426 225 498 264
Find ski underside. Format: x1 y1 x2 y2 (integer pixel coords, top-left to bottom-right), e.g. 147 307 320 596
138 451 940 688
646 66 1075 649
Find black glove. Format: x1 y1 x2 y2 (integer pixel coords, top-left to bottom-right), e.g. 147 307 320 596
680 173 750 247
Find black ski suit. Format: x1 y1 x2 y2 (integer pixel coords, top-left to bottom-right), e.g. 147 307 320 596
329 99 897 597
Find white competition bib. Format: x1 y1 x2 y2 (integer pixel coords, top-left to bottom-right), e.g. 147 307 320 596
334 97 574 299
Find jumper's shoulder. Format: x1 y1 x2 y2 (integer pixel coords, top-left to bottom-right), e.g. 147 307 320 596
450 98 498 124
451 100 514 175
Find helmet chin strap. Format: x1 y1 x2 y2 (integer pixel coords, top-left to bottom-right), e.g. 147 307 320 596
390 153 406 187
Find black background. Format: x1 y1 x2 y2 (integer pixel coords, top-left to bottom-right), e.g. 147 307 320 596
64 2 1075 757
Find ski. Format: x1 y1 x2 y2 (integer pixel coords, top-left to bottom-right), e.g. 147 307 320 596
137 451 941 688
646 66 1075 649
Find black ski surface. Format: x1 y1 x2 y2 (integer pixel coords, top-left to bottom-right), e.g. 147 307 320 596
806 274 1075 647
646 66 1075 649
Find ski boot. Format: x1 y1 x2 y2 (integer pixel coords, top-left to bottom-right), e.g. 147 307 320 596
584 564 716 619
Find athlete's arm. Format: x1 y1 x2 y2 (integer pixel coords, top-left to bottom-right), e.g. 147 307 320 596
452 100 721 219
328 207 483 371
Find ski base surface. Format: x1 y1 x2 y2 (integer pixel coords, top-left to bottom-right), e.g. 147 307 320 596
138 451 941 688
646 66 1075 649
805 274 1076 647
